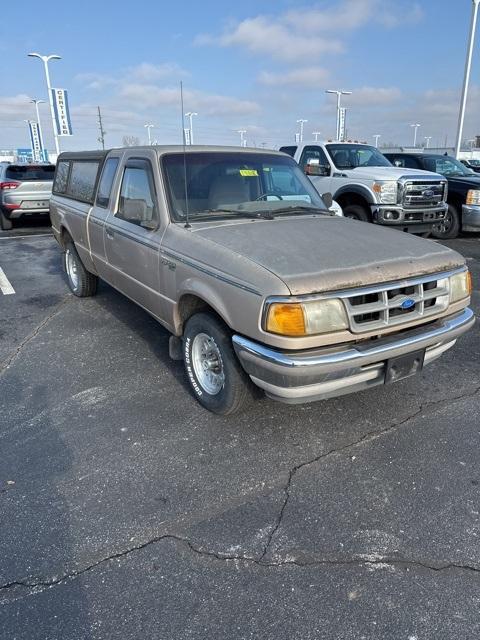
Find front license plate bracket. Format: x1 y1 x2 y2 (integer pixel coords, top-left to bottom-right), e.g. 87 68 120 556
385 349 425 384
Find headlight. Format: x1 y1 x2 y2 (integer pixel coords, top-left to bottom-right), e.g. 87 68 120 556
372 181 397 204
449 270 472 303
265 299 348 336
466 189 480 206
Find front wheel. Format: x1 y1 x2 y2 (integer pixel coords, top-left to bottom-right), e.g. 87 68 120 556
431 204 460 239
183 312 254 415
343 204 370 222
63 240 98 297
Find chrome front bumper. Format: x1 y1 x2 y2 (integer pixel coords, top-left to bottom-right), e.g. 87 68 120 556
232 308 474 404
462 204 480 231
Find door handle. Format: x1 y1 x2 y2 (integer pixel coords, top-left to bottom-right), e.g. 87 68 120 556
106 227 114 239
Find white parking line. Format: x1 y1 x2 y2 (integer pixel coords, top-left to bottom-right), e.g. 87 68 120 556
0 267 15 295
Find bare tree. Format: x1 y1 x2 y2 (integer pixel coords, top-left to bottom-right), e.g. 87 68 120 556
122 135 140 147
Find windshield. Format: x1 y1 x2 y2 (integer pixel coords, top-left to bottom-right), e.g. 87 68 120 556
424 156 474 177
5 165 55 181
326 144 392 169
162 152 327 222
467 159 480 167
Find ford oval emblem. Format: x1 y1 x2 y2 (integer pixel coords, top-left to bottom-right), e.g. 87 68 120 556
401 298 415 309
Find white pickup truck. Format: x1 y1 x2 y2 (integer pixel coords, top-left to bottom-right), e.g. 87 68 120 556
280 141 448 234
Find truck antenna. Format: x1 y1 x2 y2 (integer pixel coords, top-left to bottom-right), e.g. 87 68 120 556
180 81 191 229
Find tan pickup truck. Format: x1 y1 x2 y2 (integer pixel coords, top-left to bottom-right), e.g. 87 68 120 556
49 146 474 414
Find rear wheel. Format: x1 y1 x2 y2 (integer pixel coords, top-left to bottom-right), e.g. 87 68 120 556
431 204 460 239
183 312 254 415
0 210 13 230
63 240 98 297
343 204 370 222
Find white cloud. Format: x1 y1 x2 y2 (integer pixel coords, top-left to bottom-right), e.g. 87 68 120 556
258 67 329 87
347 87 404 106
196 0 424 62
125 62 188 82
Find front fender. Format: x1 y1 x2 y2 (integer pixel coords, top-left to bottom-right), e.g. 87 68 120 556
333 183 376 204
175 277 239 334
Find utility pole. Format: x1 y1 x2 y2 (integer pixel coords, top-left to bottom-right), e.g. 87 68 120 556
144 123 154 145
28 52 62 155
373 134 381 148
410 123 421 147
312 131 321 141
237 129 247 147
185 112 197 145
455 0 480 158
97 106 106 150
296 119 307 142
326 89 352 140
424 136 432 148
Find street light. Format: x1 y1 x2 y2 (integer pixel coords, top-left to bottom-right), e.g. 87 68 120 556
373 134 381 148
468 138 476 157
424 136 432 149
237 129 247 147
296 119 307 142
144 123 154 145
28 53 61 155
30 99 46 161
410 123 421 147
312 131 321 141
185 112 198 145
455 0 480 158
326 89 352 140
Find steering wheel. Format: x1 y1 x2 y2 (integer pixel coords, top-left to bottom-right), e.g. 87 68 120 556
255 192 283 201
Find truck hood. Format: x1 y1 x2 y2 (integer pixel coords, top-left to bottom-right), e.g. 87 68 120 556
193 216 464 295
342 166 445 181
446 174 480 189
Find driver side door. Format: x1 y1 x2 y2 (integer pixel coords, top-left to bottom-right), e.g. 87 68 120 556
104 153 164 319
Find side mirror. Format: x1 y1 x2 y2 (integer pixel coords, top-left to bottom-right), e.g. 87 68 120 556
322 192 333 209
305 161 330 177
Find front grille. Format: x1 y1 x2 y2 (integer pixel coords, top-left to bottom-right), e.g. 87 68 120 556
342 274 449 333
402 181 446 209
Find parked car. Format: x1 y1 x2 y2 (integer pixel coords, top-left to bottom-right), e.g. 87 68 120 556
384 152 480 239
279 142 448 235
50 146 474 414
460 158 480 173
0 162 55 230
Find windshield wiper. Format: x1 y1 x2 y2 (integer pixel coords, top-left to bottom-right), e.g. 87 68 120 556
254 205 332 216
188 208 276 221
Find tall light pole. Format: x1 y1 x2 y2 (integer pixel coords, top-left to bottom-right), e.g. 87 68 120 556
326 89 352 140
468 138 476 157
144 123 154 145
185 112 197 145
424 136 432 148
373 134 381 148
296 119 308 142
312 131 321 141
30 99 46 160
28 53 61 155
455 0 480 158
410 123 421 147
237 129 247 147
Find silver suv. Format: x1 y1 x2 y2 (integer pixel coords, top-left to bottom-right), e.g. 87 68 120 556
0 162 55 230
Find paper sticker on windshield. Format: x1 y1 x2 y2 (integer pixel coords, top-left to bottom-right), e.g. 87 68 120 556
239 169 258 176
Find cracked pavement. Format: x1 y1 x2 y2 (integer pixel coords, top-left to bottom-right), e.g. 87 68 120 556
0 228 479 639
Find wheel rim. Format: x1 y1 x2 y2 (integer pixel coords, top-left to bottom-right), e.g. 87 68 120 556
434 209 453 235
65 249 79 289
191 333 225 395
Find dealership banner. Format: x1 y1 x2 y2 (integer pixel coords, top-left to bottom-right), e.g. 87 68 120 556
51 88 73 136
28 120 43 162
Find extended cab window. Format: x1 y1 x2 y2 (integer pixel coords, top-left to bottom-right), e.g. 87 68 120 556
117 160 157 228
96 158 119 208
53 161 70 193
68 161 100 202
279 146 297 157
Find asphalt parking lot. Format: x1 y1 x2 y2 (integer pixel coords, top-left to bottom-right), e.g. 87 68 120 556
1 222 479 640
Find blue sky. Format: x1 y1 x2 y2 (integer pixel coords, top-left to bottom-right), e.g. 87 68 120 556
0 0 479 151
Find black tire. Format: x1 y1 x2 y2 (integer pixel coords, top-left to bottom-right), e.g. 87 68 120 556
431 204 460 240
63 240 98 297
343 204 370 222
183 312 254 415
0 210 13 230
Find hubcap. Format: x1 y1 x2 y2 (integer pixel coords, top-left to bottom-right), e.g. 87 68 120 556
191 333 225 395
434 210 453 235
66 249 79 289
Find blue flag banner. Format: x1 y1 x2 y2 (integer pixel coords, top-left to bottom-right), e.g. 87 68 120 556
28 121 43 162
51 88 73 136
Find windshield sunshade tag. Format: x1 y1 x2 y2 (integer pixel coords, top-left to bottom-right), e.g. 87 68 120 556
239 169 258 177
